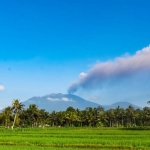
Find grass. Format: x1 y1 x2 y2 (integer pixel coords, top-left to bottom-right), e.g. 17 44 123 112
0 127 149 149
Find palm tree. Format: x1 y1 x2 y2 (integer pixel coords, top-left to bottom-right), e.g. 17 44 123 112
57 111 65 126
97 106 105 113
126 105 134 127
143 107 150 126
106 109 115 127
96 106 105 127
147 101 150 104
114 106 124 127
51 111 57 126
76 109 85 127
119 108 126 127
39 109 50 127
2 106 12 128
85 107 95 126
11 99 24 129
27 104 39 127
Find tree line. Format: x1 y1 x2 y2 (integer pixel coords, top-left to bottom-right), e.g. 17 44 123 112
0 99 150 128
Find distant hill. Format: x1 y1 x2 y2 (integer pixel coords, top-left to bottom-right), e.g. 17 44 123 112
22 93 141 112
103 102 142 110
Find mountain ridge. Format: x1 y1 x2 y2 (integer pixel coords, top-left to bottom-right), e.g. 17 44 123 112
22 93 141 112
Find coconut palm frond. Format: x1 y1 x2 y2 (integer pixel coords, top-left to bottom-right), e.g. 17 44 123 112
147 101 150 104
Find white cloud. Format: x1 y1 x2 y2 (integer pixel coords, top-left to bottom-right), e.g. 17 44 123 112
47 97 74 102
62 97 73 102
0 85 4 91
79 72 87 79
47 98 60 101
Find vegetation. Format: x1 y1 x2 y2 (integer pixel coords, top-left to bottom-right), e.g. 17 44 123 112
0 100 150 149
11 99 24 129
1 101 150 128
0 127 150 149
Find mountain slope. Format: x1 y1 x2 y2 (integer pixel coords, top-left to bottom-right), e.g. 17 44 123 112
103 102 142 110
23 93 141 112
23 93 100 112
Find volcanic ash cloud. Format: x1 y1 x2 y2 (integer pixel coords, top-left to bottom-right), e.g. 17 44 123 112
68 45 150 94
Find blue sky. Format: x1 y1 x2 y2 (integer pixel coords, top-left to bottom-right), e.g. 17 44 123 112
0 0 150 108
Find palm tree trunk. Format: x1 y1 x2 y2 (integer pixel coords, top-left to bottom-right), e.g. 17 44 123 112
5 119 7 128
116 121 118 127
12 112 17 130
122 118 123 127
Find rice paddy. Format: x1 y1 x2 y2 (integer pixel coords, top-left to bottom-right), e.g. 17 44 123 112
0 127 149 150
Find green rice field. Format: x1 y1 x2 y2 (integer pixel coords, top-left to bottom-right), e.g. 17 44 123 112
0 127 149 150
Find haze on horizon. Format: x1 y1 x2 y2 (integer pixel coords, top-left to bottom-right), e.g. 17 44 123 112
0 0 150 109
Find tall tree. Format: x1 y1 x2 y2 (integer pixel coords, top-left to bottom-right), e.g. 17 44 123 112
39 109 50 127
27 104 39 127
11 99 24 129
106 109 115 127
2 106 12 128
51 111 57 126
126 105 134 127
143 107 150 126
85 107 95 126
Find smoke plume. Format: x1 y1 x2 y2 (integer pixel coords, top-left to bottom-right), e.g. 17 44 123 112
68 45 150 94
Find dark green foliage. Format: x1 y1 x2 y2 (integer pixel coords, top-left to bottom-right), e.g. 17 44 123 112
0 103 150 128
